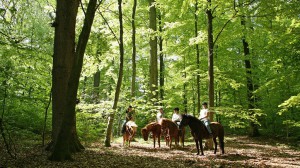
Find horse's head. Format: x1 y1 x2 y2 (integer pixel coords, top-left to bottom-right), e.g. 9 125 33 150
141 128 149 141
179 114 189 129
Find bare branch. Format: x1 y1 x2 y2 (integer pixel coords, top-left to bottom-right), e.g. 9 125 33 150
80 0 86 16
213 10 238 47
97 9 120 44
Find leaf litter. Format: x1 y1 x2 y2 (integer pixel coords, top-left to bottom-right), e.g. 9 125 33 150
1 135 300 168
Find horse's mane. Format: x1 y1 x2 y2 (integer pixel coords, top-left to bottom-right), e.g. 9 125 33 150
183 114 197 120
182 114 204 126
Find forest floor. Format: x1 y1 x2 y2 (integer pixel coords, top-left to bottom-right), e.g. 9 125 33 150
1 135 300 168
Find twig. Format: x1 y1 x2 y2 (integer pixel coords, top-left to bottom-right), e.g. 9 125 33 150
213 10 238 47
80 0 86 16
42 87 52 147
97 9 120 44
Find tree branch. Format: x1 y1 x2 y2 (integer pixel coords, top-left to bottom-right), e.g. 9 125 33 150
97 9 120 44
80 0 86 16
213 10 238 47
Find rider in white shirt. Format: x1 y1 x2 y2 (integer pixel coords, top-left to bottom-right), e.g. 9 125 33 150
156 108 164 123
199 102 213 136
172 107 181 126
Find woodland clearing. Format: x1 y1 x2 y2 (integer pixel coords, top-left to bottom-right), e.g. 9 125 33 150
1 135 300 168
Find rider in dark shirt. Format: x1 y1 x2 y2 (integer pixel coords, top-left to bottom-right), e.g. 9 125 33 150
121 106 134 134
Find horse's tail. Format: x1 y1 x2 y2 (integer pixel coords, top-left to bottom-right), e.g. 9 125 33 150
218 124 225 154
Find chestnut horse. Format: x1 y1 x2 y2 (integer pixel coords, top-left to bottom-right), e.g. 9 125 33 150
160 118 179 149
123 121 138 147
179 114 224 155
141 122 161 148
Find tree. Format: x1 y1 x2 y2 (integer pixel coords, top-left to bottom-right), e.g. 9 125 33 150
194 0 201 114
49 0 99 161
206 0 214 109
158 10 165 106
131 0 137 100
148 0 158 103
241 15 260 136
104 0 125 147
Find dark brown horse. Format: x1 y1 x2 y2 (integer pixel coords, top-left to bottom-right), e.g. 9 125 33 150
179 114 224 155
123 121 138 147
141 122 161 148
160 118 179 149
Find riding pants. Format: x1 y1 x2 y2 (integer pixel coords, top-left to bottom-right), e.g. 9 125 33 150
201 119 212 134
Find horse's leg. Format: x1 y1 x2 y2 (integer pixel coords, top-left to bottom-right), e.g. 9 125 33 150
123 135 125 146
180 129 184 147
158 134 161 148
182 130 185 148
153 135 156 148
199 139 204 155
213 137 217 154
169 136 172 149
194 138 199 155
219 135 225 154
175 135 179 147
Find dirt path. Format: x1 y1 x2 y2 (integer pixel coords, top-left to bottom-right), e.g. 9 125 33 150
1 136 300 167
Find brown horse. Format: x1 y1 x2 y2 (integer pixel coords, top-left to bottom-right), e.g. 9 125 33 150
179 114 224 155
141 122 161 148
160 128 171 146
123 121 138 147
159 118 179 149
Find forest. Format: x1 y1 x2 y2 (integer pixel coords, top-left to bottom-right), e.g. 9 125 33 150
0 0 299 167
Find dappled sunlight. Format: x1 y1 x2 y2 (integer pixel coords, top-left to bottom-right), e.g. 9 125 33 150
1 135 300 167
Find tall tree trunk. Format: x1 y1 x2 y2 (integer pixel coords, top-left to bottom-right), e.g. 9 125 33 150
104 0 124 147
148 0 158 104
242 37 260 136
158 11 164 106
49 0 98 161
206 0 214 149
194 0 201 114
131 0 137 100
207 0 214 109
93 70 100 101
239 10 259 136
183 54 187 113
50 0 79 160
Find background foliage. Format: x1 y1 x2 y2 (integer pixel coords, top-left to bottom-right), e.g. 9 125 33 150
0 0 299 146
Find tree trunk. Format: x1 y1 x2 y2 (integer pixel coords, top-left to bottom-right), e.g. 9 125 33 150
104 0 124 147
206 0 214 149
183 54 187 113
49 0 98 161
207 0 214 109
131 0 137 100
194 0 201 114
158 11 165 106
93 70 100 101
242 38 260 137
148 0 158 103
50 0 79 158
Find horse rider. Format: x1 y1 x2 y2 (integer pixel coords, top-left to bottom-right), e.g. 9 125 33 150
172 107 181 127
156 107 164 123
199 102 213 136
121 105 134 134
